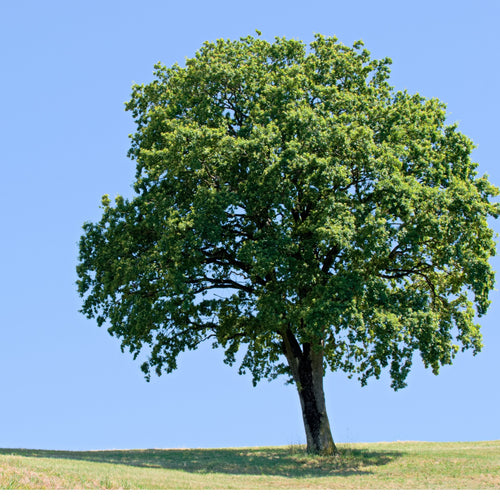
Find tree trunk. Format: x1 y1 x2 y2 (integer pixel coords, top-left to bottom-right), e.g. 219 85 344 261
282 329 338 455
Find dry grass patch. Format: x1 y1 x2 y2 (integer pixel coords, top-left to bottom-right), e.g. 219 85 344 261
1 441 498 489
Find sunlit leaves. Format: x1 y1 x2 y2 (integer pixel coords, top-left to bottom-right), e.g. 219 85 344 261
78 34 498 389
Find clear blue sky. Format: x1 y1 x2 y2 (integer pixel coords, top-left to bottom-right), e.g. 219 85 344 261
1 0 499 451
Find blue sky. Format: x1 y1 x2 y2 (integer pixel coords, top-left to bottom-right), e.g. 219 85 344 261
1 0 499 451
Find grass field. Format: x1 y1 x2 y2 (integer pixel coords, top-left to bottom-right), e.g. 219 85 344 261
0 441 499 489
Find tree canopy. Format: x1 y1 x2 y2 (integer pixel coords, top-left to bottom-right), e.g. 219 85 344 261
77 34 498 454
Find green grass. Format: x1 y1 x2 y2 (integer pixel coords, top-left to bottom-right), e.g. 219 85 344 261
0 441 499 489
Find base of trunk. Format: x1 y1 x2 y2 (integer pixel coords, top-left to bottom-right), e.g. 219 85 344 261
302 393 338 456
282 331 338 455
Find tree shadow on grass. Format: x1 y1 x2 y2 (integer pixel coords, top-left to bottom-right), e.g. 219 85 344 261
0 446 403 478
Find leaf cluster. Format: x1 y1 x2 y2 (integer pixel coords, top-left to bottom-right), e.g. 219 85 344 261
77 34 499 388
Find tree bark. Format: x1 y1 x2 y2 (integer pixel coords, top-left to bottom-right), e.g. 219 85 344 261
281 328 338 455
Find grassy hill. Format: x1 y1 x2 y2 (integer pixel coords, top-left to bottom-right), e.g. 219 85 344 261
1 441 499 489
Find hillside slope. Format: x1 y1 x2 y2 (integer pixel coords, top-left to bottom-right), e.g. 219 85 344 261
1 441 499 489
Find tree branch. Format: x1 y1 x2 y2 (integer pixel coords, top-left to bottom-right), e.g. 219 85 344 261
322 245 341 273
191 276 254 294
200 247 267 286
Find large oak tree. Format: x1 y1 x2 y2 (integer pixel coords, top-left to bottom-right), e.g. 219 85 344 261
77 34 498 455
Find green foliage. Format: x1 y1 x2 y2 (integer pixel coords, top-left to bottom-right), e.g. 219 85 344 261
77 34 499 390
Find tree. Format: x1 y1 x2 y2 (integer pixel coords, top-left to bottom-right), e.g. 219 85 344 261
77 34 499 455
